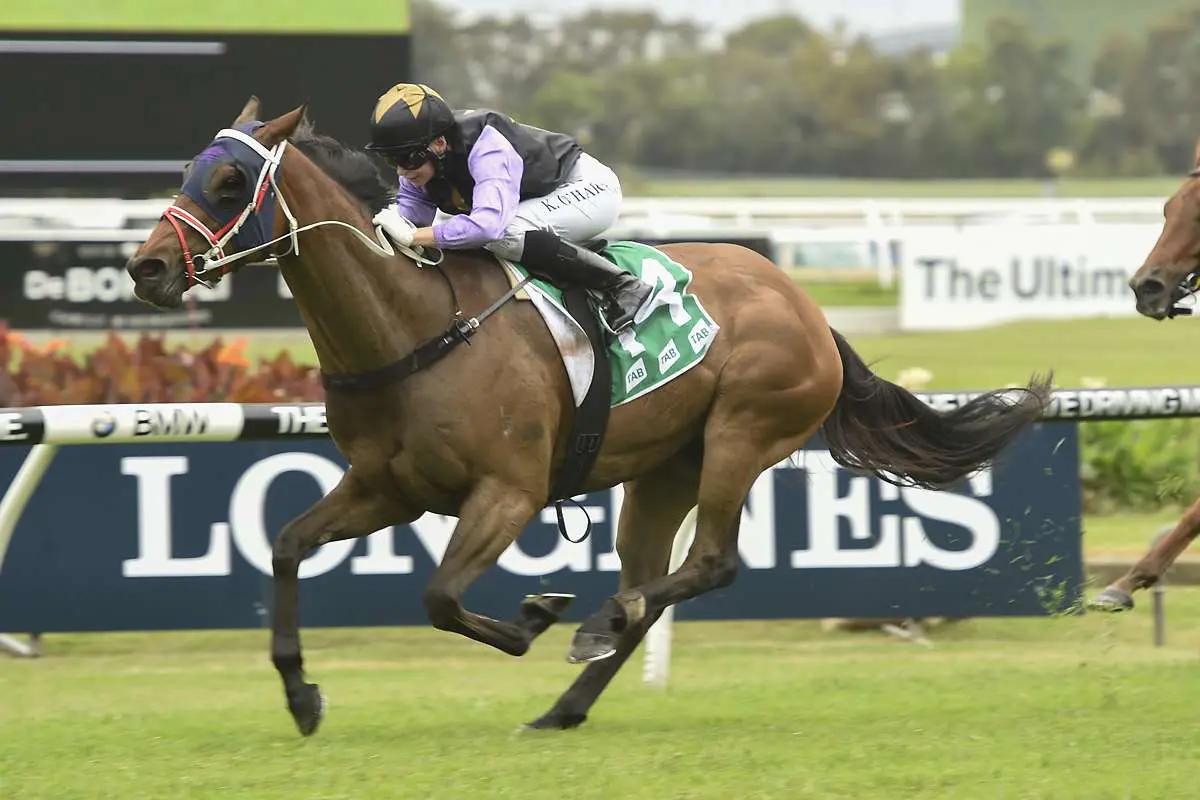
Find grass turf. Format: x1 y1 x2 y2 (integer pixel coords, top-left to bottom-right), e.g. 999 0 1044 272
846 315 1193 391
789 276 901 307
3 604 1200 799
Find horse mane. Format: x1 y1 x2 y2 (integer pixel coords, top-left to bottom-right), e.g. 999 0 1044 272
288 113 398 216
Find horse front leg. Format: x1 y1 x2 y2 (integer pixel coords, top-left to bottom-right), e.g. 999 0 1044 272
421 476 572 656
271 469 406 737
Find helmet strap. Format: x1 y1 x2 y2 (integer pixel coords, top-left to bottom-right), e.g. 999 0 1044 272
429 145 449 179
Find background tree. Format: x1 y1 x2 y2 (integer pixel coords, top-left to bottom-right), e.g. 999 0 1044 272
408 0 1200 180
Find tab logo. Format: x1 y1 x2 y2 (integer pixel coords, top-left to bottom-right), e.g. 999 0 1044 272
657 341 680 372
688 319 714 353
625 358 647 392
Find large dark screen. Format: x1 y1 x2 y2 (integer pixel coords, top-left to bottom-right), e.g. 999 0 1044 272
0 31 411 197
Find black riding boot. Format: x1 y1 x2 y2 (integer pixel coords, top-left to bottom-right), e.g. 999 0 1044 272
520 230 653 333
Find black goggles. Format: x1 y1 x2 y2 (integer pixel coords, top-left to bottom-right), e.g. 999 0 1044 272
381 147 432 170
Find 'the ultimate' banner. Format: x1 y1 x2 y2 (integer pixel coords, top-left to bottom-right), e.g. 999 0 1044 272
899 223 1160 331
0 424 1084 632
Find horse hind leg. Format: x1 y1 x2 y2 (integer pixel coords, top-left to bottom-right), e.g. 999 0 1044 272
525 455 701 731
566 383 823 666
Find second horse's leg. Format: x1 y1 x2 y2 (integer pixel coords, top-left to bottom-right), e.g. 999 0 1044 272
1091 496 1200 612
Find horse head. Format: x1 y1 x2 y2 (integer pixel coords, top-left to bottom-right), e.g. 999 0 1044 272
126 96 309 309
1129 137 1200 320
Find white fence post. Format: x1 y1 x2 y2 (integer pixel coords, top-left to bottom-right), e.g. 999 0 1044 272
0 443 58 658
0 443 59 575
641 505 697 688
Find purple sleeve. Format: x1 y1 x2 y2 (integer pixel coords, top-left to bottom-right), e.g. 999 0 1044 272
433 125 524 249
391 177 437 227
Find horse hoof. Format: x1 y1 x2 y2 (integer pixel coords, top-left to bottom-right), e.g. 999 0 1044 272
567 631 617 664
287 683 326 737
523 710 588 731
522 592 575 621
1088 588 1135 613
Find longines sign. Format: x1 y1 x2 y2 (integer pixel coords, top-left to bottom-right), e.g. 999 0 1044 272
0 427 1083 631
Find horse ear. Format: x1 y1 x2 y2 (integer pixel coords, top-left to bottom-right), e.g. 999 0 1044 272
233 95 261 126
294 104 314 138
257 103 308 145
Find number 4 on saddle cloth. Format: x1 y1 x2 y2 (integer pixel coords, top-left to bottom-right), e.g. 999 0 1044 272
497 240 721 523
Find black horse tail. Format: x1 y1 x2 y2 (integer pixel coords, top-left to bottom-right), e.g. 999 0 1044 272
820 328 1052 490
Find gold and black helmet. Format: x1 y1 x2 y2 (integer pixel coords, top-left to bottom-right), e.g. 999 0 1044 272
366 83 456 160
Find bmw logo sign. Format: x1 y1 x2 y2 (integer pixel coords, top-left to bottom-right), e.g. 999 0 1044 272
91 411 117 438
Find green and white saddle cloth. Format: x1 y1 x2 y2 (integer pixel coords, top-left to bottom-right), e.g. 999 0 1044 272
499 240 721 407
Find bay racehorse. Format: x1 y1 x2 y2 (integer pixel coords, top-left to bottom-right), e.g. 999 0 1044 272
1091 140 1200 613
127 97 1051 736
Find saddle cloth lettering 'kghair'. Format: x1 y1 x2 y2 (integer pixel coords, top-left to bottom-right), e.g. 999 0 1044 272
498 241 720 408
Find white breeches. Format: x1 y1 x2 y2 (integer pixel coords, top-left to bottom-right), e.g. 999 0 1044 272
482 152 623 260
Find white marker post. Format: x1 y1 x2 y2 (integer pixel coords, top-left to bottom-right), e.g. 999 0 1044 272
641 506 697 687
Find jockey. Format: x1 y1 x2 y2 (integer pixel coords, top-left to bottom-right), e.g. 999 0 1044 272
365 82 652 333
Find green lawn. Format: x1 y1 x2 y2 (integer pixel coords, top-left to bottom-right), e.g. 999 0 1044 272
790 277 901 307
1083 510 1183 557
0 0 409 32
4 609 1200 799
846 316 1191 390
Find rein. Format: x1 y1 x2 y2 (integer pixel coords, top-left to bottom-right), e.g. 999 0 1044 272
1167 275 1199 318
